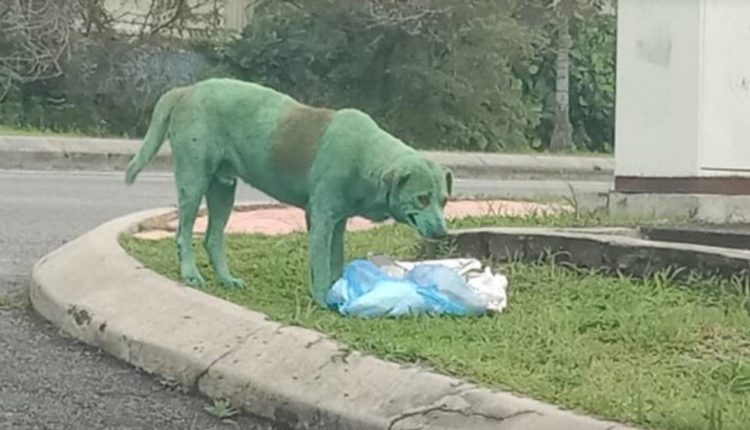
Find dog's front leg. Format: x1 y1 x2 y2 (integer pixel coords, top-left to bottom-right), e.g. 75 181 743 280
307 212 346 294
330 220 346 283
306 205 343 308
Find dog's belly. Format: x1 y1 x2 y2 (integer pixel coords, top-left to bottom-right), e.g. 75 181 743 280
212 138 310 209
254 181 309 208
235 166 310 209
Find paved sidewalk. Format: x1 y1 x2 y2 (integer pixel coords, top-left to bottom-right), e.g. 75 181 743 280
134 199 565 240
0 134 614 181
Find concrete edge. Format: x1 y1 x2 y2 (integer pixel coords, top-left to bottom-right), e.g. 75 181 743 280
606 192 750 224
0 135 614 181
446 227 750 278
29 203 637 430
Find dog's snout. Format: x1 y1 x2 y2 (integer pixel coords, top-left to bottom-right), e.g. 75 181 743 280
430 231 448 240
429 221 449 239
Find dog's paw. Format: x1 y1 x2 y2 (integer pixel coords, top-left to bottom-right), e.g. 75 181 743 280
125 158 141 185
218 276 246 289
181 271 206 288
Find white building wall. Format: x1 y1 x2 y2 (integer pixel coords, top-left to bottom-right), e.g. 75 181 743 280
615 0 750 178
615 0 702 177
698 0 750 176
100 0 251 36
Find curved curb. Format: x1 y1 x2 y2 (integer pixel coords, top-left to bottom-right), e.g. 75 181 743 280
30 204 638 430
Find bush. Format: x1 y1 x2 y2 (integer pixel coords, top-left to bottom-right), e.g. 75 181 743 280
0 2 616 153
219 0 539 152
4 35 212 137
569 13 616 152
513 12 615 152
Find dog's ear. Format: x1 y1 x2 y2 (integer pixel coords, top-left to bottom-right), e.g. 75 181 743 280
382 167 411 205
382 165 411 190
445 169 453 196
392 171 411 194
397 171 411 191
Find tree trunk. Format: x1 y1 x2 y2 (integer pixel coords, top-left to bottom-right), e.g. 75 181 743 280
367 31 399 110
224 0 253 32
549 11 574 152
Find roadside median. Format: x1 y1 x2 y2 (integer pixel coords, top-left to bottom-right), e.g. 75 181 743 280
0 135 614 181
30 203 637 430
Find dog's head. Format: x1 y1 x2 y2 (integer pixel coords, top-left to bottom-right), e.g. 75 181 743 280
382 157 453 239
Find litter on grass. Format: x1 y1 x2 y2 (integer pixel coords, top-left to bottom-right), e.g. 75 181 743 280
325 254 508 318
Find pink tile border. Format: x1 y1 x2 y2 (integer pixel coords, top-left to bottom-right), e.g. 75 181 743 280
133 199 564 239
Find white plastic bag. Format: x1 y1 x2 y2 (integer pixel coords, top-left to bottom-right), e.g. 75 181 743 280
326 255 509 318
370 254 508 313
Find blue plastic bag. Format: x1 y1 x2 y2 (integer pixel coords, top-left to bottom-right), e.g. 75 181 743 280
325 259 487 318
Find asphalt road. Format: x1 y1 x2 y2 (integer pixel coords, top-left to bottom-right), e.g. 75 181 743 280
0 169 611 430
0 170 276 430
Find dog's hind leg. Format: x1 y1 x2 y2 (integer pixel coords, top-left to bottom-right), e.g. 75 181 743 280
173 162 210 288
204 173 244 289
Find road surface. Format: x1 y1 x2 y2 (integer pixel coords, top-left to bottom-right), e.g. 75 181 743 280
0 170 610 429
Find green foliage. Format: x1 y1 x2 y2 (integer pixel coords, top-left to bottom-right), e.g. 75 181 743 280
569 13 616 152
0 1 617 153
219 0 538 152
515 12 615 152
2 34 214 138
218 0 615 153
204 399 239 423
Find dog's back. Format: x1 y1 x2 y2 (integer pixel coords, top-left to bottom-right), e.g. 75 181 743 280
129 78 414 207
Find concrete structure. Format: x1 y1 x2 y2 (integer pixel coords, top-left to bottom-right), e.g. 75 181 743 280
101 0 254 36
448 226 750 279
615 0 750 196
0 135 614 182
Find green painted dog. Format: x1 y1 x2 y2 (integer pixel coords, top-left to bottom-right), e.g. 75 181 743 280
125 78 452 307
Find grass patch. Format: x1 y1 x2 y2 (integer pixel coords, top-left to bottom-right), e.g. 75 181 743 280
0 125 125 138
0 290 29 310
0 125 86 137
121 213 750 430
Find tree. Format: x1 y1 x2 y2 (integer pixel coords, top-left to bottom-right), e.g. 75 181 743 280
0 0 77 101
222 0 537 152
547 0 612 152
548 0 575 152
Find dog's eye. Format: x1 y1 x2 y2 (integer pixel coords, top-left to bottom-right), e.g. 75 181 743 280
417 194 431 207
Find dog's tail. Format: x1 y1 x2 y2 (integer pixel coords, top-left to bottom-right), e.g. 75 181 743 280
125 87 185 185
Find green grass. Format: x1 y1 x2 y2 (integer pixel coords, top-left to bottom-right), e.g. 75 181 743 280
0 290 29 310
0 125 127 138
121 213 750 430
0 125 84 137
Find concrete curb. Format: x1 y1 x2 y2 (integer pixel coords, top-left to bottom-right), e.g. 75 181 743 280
444 227 750 279
30 204 638 430
1 135 614 181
